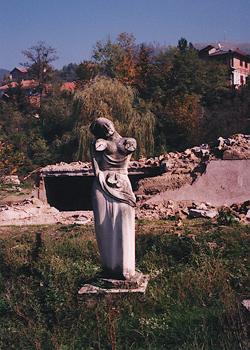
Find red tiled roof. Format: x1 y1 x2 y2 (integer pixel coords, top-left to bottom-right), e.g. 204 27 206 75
233 49 250 57
0 80 38 91
0 82 16 91
210 49 250 58
60 81 76 92
10 67 28 74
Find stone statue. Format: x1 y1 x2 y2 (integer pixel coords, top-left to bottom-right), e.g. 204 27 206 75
90 118 137 280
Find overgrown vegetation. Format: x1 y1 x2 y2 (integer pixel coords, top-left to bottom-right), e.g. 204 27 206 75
0 35 250 176
0 219 249 349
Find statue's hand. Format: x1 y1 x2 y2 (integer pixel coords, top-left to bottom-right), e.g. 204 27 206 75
124 138 137 152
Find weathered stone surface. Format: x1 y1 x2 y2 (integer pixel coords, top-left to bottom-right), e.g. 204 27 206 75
147 160 250 207
14 132 250 225
223 149 245 160
246 209 250 221
78 272 149 295
215 134 250 159
189 208 218 219
90 118 137 280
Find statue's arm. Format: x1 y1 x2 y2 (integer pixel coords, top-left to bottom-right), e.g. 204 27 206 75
90 138 107 176
124 138 137 153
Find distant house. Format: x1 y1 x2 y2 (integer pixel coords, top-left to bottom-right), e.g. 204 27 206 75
198 45 250 88
9 67 28 81
0 80 38 99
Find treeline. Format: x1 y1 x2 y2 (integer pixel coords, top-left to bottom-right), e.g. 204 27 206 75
0 34 250 176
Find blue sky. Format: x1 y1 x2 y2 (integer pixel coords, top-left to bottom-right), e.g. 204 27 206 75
1 0 249 70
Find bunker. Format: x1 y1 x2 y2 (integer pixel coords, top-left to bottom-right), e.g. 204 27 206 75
34 162 161 211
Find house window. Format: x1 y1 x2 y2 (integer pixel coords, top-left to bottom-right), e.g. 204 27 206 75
245 61 248 68
240 59 243 66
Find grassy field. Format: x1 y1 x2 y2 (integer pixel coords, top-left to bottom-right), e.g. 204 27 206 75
0 218 249 349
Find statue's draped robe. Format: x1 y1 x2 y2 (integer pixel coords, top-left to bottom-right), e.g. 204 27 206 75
91 137 136 279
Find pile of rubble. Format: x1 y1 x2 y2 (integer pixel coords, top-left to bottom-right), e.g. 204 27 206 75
0 196 249 226
34 133 250 206
229 200 250 222
136 201 217 221
136 199 250 224
215 134 250 159
1 133 250 226
134 134 250 203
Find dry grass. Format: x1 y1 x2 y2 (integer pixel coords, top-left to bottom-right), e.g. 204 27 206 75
0 218 249 349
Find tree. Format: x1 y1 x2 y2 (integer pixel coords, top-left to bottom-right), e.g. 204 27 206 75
168 39 206 98
0 139 24 176
73 76 155 160
21 41 58 90
92 33 137 84
75 60 100 87
146 45 177 104
58 63 78 81
134 43 154 98
202 61 231 107
115 32 137 85
166 93 203 148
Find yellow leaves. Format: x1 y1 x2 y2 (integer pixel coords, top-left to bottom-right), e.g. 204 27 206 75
166 93 202 139
116 33 137 85
0 140 24 176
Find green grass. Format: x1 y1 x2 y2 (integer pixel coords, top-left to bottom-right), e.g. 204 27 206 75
0 219 249 349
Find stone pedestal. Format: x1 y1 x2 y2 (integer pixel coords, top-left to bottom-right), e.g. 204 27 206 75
78 271 148 296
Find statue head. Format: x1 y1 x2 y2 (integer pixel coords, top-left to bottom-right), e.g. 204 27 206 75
90 118 115 139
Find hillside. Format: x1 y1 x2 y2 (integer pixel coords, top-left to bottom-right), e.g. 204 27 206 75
0 68 10 80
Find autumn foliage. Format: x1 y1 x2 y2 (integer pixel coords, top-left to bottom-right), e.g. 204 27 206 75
0 35 249 174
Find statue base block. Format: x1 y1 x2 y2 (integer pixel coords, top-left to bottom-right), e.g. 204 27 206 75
78 271 148 296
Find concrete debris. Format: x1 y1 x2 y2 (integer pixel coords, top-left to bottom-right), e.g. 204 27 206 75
246 210 250 221
0 198 94 226
135 133 250 204
214 134 250 159
1 196 250 225
137 199 250 223
2 133 250 226
1 175 21 184
189 208 218 219
230 200 250 222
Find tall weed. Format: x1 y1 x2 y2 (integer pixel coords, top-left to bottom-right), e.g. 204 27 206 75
0 220 249 349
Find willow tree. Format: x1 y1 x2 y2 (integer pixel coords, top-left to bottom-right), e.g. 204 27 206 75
73 76 155 160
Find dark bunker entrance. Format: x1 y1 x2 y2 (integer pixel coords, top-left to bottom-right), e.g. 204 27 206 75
44 174 149 211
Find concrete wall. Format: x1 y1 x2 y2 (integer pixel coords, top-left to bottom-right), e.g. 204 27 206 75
148 160 250 207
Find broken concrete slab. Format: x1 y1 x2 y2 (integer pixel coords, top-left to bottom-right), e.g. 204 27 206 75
189 208 218 219
147 160 250 207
